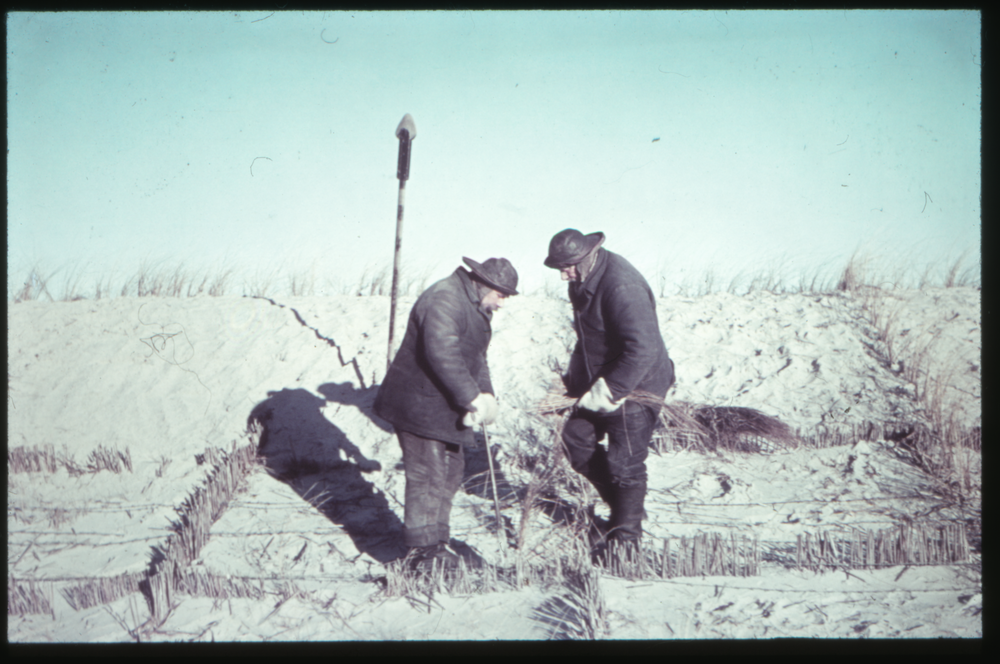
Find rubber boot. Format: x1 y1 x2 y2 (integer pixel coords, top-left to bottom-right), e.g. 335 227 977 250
586 503 612 557
609 481 646 542
603 481 647 576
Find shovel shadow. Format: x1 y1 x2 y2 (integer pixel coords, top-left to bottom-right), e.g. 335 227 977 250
248 387 407 563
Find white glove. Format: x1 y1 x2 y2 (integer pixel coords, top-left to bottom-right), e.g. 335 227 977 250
577 377 622 414
462 392 498 427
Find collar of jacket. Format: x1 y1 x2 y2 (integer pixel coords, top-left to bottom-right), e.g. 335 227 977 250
456 268 493 321
577 248 609 295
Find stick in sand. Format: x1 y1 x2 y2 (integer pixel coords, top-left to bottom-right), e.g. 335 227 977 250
482 424 507 564
387 113 416 370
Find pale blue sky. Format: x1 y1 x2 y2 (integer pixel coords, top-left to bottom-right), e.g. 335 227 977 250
6 10 981 296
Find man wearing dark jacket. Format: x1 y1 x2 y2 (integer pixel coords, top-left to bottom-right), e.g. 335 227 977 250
545 229 674 559
374 257 518 571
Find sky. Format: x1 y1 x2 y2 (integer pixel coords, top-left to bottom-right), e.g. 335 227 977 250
6 10 982 297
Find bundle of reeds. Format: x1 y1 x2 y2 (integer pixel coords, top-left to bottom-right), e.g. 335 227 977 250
535 388 799 453
8 576 54 617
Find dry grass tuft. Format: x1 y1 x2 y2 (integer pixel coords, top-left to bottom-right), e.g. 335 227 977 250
85 445 133 474
381 557 501 602
532 567 609 640
356 265 390 296
837 252 871 293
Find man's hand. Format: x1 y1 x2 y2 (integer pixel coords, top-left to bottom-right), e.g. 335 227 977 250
577 377 622 414
462 392 498 427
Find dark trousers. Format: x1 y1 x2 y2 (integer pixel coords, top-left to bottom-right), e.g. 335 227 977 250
562 403 658 541
562 403 657 488
398 430 465 548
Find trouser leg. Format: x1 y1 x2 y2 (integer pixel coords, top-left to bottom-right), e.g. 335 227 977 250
398 431 464 548
561 412 615 507
603 404 657 542
435 439 466 545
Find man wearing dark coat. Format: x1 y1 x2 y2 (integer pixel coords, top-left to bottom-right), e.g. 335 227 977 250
544 229 675 559
374 256 519 571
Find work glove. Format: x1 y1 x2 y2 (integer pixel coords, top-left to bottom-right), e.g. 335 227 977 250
462 392 498 427
576 377 623 414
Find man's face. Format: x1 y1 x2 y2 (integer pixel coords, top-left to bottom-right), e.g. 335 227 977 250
480 288 508 312
559 264 581 282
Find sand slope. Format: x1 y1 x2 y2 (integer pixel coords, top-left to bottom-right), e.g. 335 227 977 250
7 287 981 641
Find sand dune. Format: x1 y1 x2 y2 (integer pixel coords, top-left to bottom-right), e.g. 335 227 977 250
8 286 981 641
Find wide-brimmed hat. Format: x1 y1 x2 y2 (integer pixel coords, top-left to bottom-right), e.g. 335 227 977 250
544 229 606 268
463 257 519 296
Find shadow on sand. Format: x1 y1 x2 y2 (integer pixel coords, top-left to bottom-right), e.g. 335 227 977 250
249 382 573 564
248 386 406 563
319 382 526 560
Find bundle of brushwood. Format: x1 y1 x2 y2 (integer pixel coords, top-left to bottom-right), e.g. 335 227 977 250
535 388 799 453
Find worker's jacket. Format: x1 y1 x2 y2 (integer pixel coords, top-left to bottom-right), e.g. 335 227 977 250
565 248 675 406
374 268 493 446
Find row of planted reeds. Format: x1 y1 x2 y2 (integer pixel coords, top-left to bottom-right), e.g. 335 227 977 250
8 443 133 475
591 533 761 581
8 444 61 473
7 576 55 619
166 441 258 570
58 571 146 612
796 523 970 572
7 432 261 619
545 523 968 583
174 572 270 601
146 435 260 622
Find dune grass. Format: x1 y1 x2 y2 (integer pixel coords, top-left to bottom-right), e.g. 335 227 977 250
8 250 979 304
7 259 446 303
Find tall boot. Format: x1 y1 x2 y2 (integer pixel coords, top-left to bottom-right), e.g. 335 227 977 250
600 481 646 576
609 481 646 543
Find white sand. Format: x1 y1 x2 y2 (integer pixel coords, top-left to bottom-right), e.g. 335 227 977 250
7 286 981 641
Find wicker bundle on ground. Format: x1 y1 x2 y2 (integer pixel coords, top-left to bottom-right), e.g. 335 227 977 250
535 388 799 454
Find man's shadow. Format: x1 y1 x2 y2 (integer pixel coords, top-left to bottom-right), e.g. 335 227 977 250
318 382 522 556
248 387 407 563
